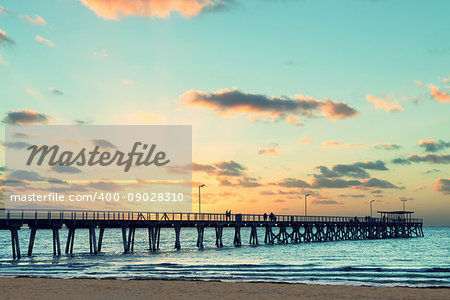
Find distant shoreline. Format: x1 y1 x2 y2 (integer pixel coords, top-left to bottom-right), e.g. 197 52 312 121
0 277 448 300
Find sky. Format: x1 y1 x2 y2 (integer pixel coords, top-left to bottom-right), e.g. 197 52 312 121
0 0 449 225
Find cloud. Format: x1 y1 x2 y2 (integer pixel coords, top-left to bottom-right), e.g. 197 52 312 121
0 29 14 46
237 177 262 187
5 170 68 186
353 160 388 170
50 165 82 174
366 94 403 113
259 190 276 195
10 132 38 138
3 109 52 125
21 14 47 25
87 180 122 192
47 178 69 185
4 141 32 149
439 76 449 83
311 200 343 205
8 170 47 181
311 177 400 189
359 178 400 189
0 6 10 14
80 0 232 20
285 115 303 125
320 98 358 120
273 199 285 203
419 139 450 152
414 185 427 192
35 35 54 47
311 177 361 188
215 160 246 176
74 119 94 125
424 169 441 174
323 141 363 148
258 146 277 155
392 154 450 165
90 138 117 149
301 137 312 144
372 143 401 150
121 79 133 85
181 88 357 125
277 178 311 188
429 84 450 103
433 178 450 195
49 88 63 96
93 49 108 57
314 161 387 179
339 194 365 198
325 165 369 179
324 141 344 147
192 162 217 174
193 160 248 183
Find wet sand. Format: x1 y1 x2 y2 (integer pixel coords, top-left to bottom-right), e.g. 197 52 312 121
0 278 449 300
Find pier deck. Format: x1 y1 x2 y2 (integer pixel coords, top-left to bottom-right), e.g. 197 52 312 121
0 209 424 259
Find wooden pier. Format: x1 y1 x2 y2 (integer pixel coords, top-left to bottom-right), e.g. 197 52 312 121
0 209 424 259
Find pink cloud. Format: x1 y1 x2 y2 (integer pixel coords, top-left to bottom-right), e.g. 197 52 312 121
323 141 364 148
324 141 344 147
433 178 450 195
366 94 404 113
301 137 312 144
3 109 52 125
35 35 54 47
286 115 302 125
181 88 357 125
21 14 47 25
414 185 427 192
258 148 277 155
80 0 219 20
429 84 450 103
320 98 358 120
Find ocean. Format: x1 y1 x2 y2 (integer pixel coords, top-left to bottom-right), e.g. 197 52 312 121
0 227 449 287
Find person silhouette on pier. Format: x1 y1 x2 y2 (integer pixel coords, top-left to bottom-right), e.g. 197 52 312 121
225 210 231 221
264 213 268 221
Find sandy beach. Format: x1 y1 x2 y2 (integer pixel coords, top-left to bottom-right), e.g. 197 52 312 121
0 278 448 300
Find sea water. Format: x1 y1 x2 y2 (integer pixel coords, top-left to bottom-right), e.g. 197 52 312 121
0 227 448 287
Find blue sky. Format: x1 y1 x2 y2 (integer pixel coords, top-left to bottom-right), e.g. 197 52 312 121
0 0 449 224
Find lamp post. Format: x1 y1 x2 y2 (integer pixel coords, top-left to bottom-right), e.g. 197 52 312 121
370 200 375 218
401 198 407 212
304 194 310 216
198 184 205 214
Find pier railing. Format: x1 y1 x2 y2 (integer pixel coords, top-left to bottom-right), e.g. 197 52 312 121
0 208 423 224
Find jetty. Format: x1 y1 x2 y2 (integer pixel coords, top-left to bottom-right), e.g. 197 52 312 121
0 209 423 259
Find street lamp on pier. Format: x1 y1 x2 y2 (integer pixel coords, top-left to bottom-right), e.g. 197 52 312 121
370 200 375 218
198 184 205 214
304 194 310 216
401 198 407 212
